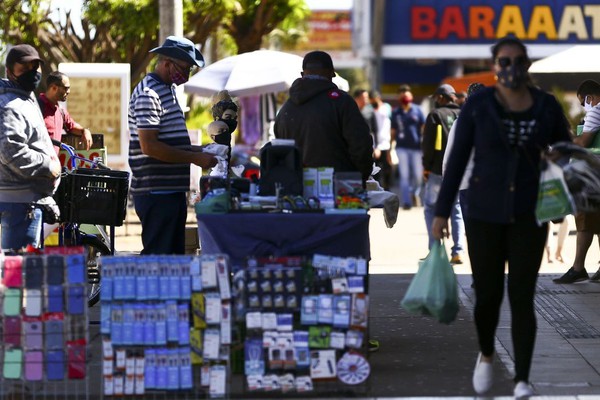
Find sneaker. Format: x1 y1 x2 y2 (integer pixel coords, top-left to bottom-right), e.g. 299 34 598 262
590 268 600 282
514 381 534 398
450 254 463 265
472 352 493 394
368 339 380 352
552 267 589 284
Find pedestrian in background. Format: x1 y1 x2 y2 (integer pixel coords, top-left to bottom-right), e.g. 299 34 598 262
390 84 425 209
442 82 485 219
128 36 217 255
431 36 572 397
274 51 373 183
553 79 600 283
370 90 393 190
39 71 93 152
0 44 61 250
422 83 464 263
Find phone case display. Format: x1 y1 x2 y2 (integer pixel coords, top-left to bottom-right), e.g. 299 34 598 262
100 254 232 398
232 254 370 395
0 251 89 387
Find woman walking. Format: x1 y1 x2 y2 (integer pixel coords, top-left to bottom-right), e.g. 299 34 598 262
431 36 572 397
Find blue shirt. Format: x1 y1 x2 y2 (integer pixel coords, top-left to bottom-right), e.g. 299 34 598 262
391 104 425 150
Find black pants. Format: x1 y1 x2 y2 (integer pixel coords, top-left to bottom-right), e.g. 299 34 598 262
375 149 392 190
133 192 188 255
466 215 547 383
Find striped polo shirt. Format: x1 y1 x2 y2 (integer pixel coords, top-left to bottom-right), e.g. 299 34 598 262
128 73 191 194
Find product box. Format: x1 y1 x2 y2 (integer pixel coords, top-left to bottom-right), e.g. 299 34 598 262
317 167 334 199
303 168 318 198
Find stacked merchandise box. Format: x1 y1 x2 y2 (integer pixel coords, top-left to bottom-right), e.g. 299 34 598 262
232 254 370 395
100 254 232 398
0 250 89 395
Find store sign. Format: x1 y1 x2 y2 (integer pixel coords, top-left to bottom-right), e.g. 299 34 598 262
386 1 600 44
296 10 352 50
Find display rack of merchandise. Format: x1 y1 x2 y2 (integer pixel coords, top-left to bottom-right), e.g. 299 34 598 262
231 254 370 396
0 249 90 399
99 254 232 398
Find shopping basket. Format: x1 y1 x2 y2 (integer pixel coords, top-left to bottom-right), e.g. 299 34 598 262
54 168 130 226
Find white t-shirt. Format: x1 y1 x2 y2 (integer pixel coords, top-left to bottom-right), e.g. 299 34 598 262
442 119 473 191
373 108 391 151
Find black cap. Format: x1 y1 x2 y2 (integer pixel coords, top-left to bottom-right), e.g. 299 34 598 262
432 84 456 98
302 51 334 71
6 44 44 68
398 84 411 93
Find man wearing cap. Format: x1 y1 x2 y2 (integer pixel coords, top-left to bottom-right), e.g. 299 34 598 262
421 83 464 262
273 50 373 183
128 36 217 255
391 84 426 209
0 44 61 249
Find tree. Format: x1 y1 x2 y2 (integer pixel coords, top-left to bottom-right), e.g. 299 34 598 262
226 0 309 53
0 0 308 83
0 0 307 85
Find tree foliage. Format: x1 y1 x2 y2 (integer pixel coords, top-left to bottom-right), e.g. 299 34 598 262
0 0 309 85
226 0 309 53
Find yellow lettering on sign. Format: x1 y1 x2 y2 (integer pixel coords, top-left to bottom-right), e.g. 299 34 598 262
584 5 600 39
527 6 557 40
496 5 526 38
558 6 588 40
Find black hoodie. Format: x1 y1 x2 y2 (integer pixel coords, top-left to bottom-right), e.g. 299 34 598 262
274 77 373 182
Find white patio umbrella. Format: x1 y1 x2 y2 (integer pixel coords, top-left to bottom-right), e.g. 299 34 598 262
184 49 349 98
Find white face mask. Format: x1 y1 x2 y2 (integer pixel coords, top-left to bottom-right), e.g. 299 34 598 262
584 97 594 113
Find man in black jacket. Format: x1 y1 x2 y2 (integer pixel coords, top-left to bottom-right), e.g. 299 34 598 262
422 84 464 262
274 51 373 183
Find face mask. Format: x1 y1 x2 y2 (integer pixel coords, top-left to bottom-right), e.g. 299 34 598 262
219 118 238 134
214 132 232 146
169 65 188 86
584 98 594 113
16 69 42 92
496 64 528 89
400 97 411 105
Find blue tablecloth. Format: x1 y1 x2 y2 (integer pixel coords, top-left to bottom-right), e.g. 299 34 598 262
197 212 370 265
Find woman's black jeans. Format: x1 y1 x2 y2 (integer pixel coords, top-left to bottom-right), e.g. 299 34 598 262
466 215 547 383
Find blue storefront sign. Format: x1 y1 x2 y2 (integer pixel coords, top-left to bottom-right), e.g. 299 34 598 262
380 0 600 88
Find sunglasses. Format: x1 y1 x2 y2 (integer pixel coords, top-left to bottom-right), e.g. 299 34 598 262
496 56 528 68
169 59 197 75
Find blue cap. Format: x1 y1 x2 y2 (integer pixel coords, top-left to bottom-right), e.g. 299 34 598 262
150 36 205 67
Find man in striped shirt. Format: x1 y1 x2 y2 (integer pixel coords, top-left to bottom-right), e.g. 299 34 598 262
128 36 217 254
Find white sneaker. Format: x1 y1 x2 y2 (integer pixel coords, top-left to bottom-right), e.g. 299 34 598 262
514 381 534 398
472 352 493 394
